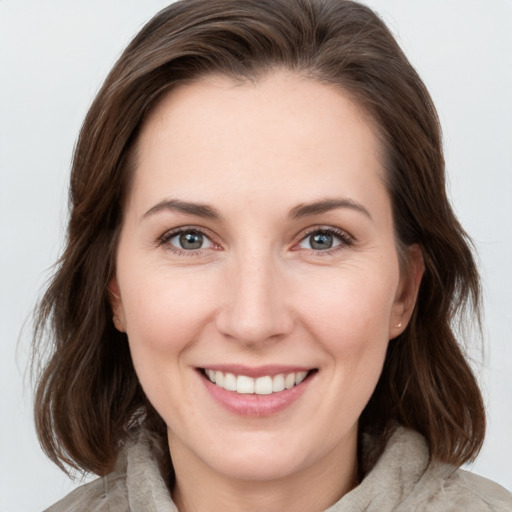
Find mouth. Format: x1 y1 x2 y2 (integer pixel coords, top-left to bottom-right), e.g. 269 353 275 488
200 368 316 395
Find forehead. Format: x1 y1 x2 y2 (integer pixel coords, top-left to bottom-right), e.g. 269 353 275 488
129 71 387 215
140 70 380 154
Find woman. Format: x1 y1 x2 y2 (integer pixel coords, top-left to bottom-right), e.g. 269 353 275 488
33 0 512 510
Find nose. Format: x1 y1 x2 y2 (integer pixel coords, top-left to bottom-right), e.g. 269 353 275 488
215 252 294 346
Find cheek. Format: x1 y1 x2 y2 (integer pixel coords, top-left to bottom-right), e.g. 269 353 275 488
296 266 398 351
303 275 394 419
120 267 219 352
296 267 396 409
119 270 218 419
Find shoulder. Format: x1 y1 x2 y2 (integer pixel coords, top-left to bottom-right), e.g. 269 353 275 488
43 467 129 512
414 466 512 512
335 427 512 512
395 439 512 511
43 429 176 511
391 428 512 511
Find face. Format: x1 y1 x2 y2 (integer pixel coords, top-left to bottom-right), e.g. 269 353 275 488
111 71 422 486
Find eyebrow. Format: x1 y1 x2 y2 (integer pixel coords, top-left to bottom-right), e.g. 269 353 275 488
289 198 372 220
142 199 223 221
142 197 371 222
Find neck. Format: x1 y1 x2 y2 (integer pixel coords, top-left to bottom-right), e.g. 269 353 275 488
169 429 359 512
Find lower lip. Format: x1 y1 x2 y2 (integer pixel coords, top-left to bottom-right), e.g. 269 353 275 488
200 372 314 417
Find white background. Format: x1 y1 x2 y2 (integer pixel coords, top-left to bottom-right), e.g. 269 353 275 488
1 1 511 510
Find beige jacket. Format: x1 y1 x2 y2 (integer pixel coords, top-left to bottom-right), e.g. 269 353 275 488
45 427 512 511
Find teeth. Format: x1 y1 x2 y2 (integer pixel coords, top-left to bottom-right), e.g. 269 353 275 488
224 372 237 391
254 376 273 395
204 369 310 395
272 374 285 392
295 371 308 385
237 375 254 394
284 373 295 389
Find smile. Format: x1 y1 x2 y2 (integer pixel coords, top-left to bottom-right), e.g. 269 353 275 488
203 369 311 395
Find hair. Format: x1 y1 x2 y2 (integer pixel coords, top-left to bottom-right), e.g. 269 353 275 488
33 0 485 477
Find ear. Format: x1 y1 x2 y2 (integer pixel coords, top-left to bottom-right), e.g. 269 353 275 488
108 276 126 332
389 244 424 339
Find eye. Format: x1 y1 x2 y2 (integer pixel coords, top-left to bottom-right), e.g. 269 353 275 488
166 229 214 251
297 228 352 252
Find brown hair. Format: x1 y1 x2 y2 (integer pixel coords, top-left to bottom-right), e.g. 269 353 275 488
33 0 485 477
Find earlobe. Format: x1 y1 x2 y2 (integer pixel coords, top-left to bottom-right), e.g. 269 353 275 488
108 277 126 332
390 244 424 339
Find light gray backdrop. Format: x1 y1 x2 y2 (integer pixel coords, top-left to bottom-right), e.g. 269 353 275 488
1 1 511 510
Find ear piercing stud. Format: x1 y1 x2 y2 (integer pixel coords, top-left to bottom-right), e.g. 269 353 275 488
113 315 120 326
396 322 402 328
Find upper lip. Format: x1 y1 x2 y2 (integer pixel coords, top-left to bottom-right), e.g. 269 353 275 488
198 364 315 378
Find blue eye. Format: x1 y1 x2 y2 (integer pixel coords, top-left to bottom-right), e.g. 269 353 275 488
167 230 213 251
298 229 350 251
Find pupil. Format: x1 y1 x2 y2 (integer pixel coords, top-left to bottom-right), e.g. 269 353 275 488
180 232 203 250
310 233 333 250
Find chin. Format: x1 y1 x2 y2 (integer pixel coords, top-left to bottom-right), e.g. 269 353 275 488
208 448 309 482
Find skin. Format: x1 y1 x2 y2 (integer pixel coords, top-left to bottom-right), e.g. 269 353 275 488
110 70 424 512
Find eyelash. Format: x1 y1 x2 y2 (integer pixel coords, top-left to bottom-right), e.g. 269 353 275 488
157 225 354 256
158 226 218 257
296 226 354 255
